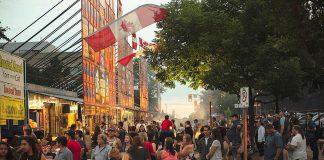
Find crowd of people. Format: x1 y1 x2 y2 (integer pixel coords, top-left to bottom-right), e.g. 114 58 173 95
1 110 324 160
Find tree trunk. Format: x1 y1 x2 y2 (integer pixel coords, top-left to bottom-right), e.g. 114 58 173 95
248 89 255 149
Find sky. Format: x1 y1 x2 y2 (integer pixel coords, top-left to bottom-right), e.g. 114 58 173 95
0 0 203 118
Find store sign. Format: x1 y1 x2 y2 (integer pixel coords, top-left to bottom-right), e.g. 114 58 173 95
0 96 25 120
0 82 24 99
0 51 24 87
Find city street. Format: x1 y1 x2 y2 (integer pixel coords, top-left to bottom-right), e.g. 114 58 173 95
1 0 324 160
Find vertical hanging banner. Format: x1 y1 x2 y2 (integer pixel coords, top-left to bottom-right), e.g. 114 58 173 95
85 4 166 52
0 50 25 120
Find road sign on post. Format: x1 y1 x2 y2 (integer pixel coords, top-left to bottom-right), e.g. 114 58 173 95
240 87 249 108
240 87 249 160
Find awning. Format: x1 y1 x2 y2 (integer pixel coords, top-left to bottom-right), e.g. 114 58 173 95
30 91 83 103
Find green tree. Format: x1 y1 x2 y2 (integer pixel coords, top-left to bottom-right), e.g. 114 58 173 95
145 0 324 147
146 0 324 107
0 21 10 42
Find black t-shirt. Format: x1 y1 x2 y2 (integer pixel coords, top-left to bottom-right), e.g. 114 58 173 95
185 127 194 138
128 147 149 160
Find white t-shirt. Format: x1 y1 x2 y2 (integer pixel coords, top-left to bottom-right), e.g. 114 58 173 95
210 140 222 160
290 133 307 160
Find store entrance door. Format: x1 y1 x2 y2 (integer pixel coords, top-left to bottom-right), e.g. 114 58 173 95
44 103 56 138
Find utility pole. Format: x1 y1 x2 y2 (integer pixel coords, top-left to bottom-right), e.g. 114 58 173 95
209 94 212 126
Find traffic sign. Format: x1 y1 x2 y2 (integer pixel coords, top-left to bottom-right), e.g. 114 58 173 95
240 87 249 108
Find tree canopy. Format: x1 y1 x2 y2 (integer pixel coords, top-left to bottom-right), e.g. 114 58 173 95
0 21 10 42
146 0 324 101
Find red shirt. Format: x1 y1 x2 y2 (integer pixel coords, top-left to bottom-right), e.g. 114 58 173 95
161 120 173 131
143 142 155 156
67 140 81 160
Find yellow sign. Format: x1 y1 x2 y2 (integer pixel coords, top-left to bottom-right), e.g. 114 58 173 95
0 119 6 125
0 96 25 120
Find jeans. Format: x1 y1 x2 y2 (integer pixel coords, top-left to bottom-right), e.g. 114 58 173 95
309 138 318 160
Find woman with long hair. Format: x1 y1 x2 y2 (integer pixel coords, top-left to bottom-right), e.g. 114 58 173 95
19 136 46 160
127 136 149 160
206 129 223 160
139 125 147 133
121 134 133 152
140 132 156 160
0 141 16 160
177 134 195 160
91 125 101 149
284 125 307 160
158 137 177 160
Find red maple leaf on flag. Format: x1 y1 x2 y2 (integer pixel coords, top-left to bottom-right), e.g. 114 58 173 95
120 20 133 33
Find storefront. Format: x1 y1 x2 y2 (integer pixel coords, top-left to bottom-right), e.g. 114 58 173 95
27 83 83 139
120 108 134 125
84 106 116 134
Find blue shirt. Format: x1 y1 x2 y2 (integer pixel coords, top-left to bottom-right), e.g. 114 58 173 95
54 147 73 160
91 144 112 160
306 120 316 139
264 131 283 160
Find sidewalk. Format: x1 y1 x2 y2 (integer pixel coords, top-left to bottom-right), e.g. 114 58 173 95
251 147 323 160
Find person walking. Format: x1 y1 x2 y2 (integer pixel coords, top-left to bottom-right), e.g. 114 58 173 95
92 125 101 149
284 125 307 160
0 141 16 160
75 130 87 160
198 125 213 160
256 120 265 156
157 137 177 160
184 121 194 140
306 113 319 160
264 124 283 160
107 128 122 150
127 136 149 160
206 129 223 160
65 130 81 160
177 134 195 160
160 115 174 146
279 110 290 145
54 136 73 160
123 118 129 133
19 136 46 160
140 132 156 160
91 134 112 160
121 134 133 152
226 114 241 159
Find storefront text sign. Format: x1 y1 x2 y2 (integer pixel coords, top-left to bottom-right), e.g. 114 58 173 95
0 51 24 87
0 50 25 120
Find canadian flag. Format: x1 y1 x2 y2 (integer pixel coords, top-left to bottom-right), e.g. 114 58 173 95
132 33 137 50
85 4 166 52
139 37 149 48
118 44 157 66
